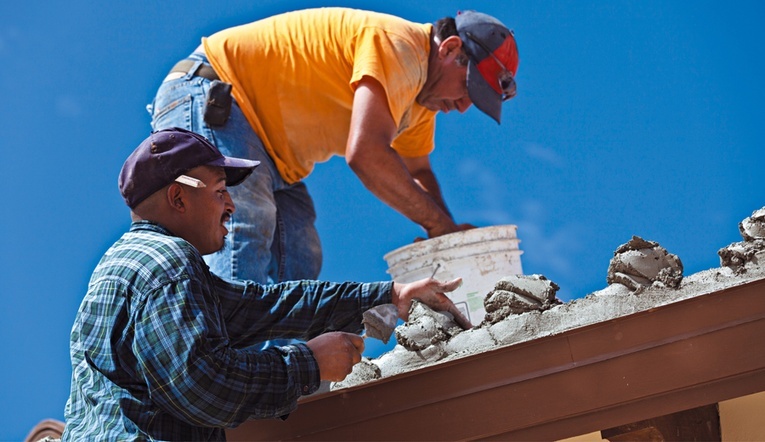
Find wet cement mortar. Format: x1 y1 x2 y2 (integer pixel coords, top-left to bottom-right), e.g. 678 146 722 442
332 207 765 390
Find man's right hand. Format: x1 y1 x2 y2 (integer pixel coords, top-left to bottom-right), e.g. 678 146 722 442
391 278 472 330
306 332 365 382
417 222 476 242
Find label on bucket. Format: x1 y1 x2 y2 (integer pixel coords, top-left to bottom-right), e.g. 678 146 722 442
448 289 488 325
466 291 484 311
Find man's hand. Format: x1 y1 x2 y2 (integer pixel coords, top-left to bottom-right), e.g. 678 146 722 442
391 278 472 329
346 78 467 240
306 332 365 382
416 222 476 242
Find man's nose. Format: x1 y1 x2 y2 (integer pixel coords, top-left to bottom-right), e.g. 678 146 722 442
225 193 236 214
456 96 472 113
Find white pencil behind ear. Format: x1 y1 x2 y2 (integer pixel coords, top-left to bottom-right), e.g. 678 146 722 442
174 175 207 188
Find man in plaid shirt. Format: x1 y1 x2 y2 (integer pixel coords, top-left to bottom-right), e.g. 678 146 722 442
62 128 468 441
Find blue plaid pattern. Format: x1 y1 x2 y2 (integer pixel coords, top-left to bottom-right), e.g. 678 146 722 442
63 221 392 441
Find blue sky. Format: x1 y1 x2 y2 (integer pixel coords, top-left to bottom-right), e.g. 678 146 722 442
1 1 763 439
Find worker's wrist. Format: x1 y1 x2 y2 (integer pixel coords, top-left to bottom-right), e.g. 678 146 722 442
425 218 459 238
362 281 396 312
288 343 322 396
391 282 402 309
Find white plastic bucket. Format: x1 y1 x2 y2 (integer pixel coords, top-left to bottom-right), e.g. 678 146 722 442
384 225 523 325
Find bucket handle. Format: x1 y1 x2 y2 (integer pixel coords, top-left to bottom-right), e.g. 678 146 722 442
429 262 442 279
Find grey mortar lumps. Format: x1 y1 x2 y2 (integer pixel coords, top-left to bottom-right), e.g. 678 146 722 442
606 236 683 291
394 300 463 351
483 274 561 324
330 206 765 391
719 207 765 274
332 275 563 388
740 207 765 241
331 358 382 389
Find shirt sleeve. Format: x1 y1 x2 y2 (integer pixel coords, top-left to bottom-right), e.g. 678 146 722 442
131 276 325 427
350 26 427 128
215 276 395 346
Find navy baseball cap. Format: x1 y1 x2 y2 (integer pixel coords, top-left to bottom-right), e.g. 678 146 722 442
119 127 260 209
456 10 519 124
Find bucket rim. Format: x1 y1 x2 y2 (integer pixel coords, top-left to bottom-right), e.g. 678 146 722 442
383 225 519 262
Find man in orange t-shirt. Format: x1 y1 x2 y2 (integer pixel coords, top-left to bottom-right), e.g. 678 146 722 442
148 8 519 286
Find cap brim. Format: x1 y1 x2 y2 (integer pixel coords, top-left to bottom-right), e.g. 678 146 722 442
467 60 503 124
207 156 260 186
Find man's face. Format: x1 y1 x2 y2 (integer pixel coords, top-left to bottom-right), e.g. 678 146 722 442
180 166 235 255
416 36 473 114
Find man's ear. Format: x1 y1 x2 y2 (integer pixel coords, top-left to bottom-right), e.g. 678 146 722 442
166 183 187 213
438 35 464 61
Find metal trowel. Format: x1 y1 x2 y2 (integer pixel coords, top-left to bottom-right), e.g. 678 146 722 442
361 304 399 344
361 266 439 343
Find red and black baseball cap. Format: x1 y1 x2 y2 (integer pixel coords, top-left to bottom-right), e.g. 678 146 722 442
456 10 519 124
119 128 259 209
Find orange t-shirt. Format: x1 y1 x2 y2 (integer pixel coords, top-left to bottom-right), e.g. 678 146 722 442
204 7 437 183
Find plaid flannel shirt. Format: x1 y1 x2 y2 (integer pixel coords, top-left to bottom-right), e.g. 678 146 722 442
63 221 392 441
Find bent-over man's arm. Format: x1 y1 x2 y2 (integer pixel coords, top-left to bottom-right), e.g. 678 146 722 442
345 76 465 238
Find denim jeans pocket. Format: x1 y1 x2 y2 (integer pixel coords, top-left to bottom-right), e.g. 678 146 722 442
151 94 193 131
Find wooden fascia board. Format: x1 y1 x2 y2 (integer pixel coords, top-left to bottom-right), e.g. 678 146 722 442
228 278 765 441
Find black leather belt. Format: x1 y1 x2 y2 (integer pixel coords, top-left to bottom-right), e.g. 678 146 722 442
167 59 220 81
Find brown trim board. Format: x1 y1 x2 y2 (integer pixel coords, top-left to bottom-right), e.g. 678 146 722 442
228 278 765 441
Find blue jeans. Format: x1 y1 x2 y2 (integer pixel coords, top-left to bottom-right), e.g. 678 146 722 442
146 59 323 285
